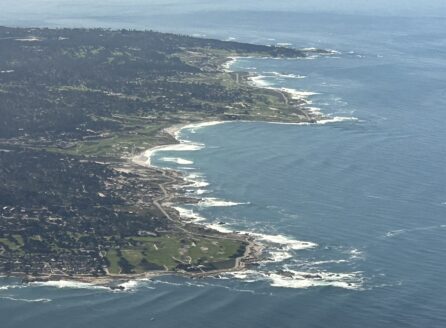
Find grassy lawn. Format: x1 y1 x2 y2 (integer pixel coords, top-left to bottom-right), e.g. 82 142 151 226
12 234 24 246
0 237 20 250
0 236 25 255
105 234 244 274
47 121 170 157
106 249 121 274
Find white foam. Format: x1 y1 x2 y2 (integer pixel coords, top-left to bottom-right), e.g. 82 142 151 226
117 280 140 290
222 56 239 72
185 172 202 180
279 88 319 99
183 172 210 189
0 296 52 303
155 142 204 153
247 76 320 106
248 75 272 88
15 36 40 42
265 71 306 79
250 233 317 250
134 120 222 168
307 106 322 115
267 250 294 262
326 49 341 54
198 197 249 208
31 280 109 290
0 285 22 290
133 141 203 167
173 206 206 222
227 270 266 283
268 270 362 290
117 278 153 291
227 269 362 290
267 116 358 126
180 121 226 136
311 259 349 265
160 157 194 165
185 180 209 188
315 116 359 124
349 248 364 260
385 230 404 238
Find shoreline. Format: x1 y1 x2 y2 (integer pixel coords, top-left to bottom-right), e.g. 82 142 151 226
10 120 262 290
222 55 358 125
15 55 329 289
0 27 367 292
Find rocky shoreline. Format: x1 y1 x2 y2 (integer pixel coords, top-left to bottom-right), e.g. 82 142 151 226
11 50 323 287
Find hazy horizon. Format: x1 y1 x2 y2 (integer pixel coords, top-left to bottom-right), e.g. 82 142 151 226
1 0 445 26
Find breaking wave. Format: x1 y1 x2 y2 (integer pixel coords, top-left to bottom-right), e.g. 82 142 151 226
30 280 110 290
160 157 194 165
198 197 250 208
0 296 52 303
227 268 363 290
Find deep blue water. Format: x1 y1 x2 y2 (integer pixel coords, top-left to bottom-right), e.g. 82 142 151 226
2 5 446 328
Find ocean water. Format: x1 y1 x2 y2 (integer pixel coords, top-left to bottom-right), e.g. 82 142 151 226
2 5 446 328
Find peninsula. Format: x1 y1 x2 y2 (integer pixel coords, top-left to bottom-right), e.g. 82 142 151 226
0 27 325 284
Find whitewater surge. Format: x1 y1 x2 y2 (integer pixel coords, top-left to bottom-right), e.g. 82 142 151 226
132 121 228 168
30 280 110 290
230 56 360 125
173 206 206 222
227 268 363 290
176 121 226 138
183 172 210 188
133 141 204 167
27 279 154 293
267 270 362 290
246 74 327 112
228 247 363 289
266 116 359 126
265 71 307 79
250 233 317 251
117 278 154 291
198 197 250 208
248 75 273 87
222 56 239 72
160 157 194 165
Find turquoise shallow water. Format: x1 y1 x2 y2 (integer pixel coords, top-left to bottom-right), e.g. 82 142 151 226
2 5 446 328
